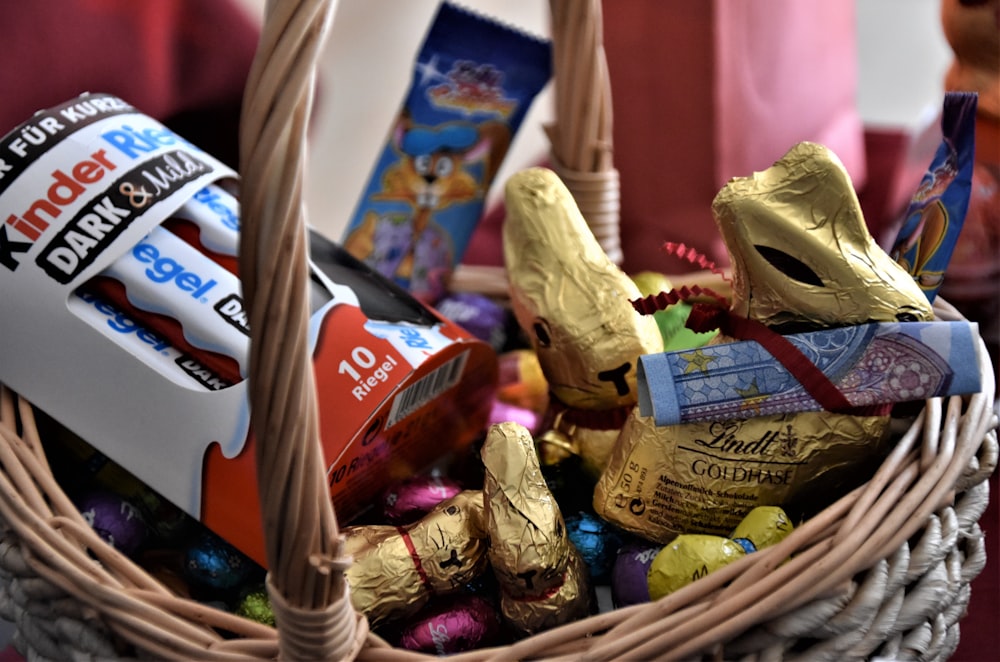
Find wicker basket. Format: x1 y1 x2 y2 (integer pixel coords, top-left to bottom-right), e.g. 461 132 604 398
0 1 996 660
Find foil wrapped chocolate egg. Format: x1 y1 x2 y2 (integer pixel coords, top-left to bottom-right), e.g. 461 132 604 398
76 489 148 556
488 399 541 436
496 349 549 414
130 485 193 546
630 271 717 351
397 594 501 654
610 541 660 607
730 506 793 553
565 511 622 583
184 531 257 591
381 473 463 525
647 534 746 600
236 584 275 627
436 292 509 352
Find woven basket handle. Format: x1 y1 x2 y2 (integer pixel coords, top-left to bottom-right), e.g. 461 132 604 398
237 0 365 658
237 1 617 657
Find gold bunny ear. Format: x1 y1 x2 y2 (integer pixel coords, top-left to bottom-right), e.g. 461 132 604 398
502 167 662 410
711 142 934 330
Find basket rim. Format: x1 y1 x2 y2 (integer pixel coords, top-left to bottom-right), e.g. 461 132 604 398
0 299 993 660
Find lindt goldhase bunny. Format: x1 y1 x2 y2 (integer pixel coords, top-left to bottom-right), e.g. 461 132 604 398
594 142 934 543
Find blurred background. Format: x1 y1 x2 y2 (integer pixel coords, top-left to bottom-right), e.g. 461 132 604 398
234 0 953 259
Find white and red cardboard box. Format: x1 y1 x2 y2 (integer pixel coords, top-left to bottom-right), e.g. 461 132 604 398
0 93 497 566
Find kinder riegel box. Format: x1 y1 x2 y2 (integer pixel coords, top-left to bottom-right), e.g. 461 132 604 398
0 94 498 566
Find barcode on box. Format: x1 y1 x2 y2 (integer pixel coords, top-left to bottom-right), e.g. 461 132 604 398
386 351 470 428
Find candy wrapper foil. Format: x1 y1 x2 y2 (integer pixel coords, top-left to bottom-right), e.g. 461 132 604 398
594 408 890 543
397 595 501 654
381 472 463 525
344 490 487 626
503 168 663 411
711 142 933 331
730 506 793 553
482 421 593 632
499 548 593 636
647 534 747 600
482 422 571 595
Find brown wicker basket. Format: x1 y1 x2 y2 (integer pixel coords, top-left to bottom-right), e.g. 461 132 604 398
0 1 996 660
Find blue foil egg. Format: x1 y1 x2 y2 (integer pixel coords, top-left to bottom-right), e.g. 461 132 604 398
564 511 621 582
184 531 256 591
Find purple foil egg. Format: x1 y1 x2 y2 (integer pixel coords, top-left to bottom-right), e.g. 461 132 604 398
76 489 147 556
382 473 463 525
435 292 508 351
610 541 660 608
398 594 501 654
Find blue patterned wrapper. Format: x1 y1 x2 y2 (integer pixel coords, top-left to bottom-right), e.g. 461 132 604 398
638 321 982 426
341 2 551 303
890 91 978 302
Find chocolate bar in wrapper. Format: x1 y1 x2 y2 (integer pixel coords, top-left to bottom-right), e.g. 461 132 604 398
596 142 930 542
481 422 592 634
343 490 487 626
342 3 551 303
890 91 978 302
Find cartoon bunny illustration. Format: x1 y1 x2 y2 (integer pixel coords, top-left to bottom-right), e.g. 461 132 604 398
344 113 509 301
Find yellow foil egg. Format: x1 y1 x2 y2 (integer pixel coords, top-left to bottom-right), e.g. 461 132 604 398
647 534 746 600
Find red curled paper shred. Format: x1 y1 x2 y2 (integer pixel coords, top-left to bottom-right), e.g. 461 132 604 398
630 285 729 316
661 241 730 282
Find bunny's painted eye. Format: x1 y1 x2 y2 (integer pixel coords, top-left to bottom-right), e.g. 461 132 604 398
533 319 552 347
754 245 825 287
414 154 432 175
434 156 455 177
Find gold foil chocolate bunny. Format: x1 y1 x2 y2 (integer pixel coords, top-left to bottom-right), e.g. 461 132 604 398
594 142 934 543
503 167 664 478
342 490 488 626
481 421 592 634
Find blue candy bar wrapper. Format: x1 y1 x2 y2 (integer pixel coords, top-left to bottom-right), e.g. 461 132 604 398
342 2 552 303
637 321 982 426
889 91 978 302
